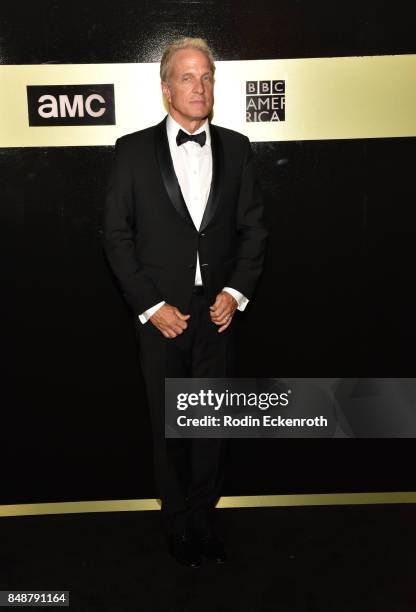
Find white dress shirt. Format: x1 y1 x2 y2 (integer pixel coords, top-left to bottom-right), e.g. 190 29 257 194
139 114 248 323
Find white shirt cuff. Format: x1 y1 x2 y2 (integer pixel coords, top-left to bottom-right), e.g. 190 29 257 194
138 301 165 324
223 287 249 311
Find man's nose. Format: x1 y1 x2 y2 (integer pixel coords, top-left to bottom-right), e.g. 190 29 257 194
193 79 205 94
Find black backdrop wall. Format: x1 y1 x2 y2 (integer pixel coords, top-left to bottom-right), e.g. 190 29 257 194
3 0 416 504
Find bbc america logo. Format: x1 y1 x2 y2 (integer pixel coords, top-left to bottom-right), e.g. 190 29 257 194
246 80 285 122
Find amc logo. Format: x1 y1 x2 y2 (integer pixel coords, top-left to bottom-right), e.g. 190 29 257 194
26 84 116 126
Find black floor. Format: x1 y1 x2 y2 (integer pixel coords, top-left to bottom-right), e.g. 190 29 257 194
1 504 415 611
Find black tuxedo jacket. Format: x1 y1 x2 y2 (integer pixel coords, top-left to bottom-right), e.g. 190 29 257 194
104 116 267 316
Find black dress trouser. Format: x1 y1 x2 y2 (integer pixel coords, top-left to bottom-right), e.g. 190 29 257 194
135 287 235 535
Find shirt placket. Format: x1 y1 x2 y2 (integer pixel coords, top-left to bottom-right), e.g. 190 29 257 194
186 144 203 285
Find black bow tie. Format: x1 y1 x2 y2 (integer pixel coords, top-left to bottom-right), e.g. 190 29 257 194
176 129 206 147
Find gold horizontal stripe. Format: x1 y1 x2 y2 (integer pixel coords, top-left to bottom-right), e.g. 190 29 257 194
217 492 416 508
1 492 415 518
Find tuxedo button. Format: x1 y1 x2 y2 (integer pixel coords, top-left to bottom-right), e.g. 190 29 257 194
200 233 206 237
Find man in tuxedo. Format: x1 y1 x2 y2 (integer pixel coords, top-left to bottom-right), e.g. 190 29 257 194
104 37 267 567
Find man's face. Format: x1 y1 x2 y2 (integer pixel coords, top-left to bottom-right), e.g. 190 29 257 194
162 48 214 128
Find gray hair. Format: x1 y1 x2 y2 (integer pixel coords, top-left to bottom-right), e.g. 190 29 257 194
160 37 215 83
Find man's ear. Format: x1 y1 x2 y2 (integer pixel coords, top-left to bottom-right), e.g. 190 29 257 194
161 81 171 103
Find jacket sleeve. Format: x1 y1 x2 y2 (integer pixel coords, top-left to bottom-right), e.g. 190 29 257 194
103 137 163 315
225 137 268 299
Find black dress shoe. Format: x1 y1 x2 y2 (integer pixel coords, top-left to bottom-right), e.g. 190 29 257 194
167 532 201 568
196 532 226 564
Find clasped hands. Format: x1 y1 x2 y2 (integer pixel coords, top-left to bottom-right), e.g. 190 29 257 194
150 291 237 339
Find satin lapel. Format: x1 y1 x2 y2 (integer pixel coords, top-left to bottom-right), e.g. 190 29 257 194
200 123 224 232
154 117 195 229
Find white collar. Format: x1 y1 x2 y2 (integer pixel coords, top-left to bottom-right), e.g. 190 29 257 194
166 114 211 147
